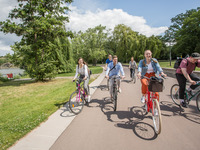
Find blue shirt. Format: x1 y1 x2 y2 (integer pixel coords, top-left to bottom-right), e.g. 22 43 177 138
138 58 163 76
106 62 125 77
106 59 112 64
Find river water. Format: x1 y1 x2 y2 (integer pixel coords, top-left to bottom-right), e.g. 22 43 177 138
0 68 25 77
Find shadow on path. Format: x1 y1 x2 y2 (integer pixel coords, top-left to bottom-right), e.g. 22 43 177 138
90 98 158 140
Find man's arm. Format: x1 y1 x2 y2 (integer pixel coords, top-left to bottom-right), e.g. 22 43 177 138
181 68 196 85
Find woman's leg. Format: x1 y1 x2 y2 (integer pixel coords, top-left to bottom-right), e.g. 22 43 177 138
84 77 90 95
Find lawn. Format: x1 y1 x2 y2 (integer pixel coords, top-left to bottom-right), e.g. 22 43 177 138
0 67 102 150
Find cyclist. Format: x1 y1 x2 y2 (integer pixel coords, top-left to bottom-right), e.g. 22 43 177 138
73 57 91 102
129 56 137 79
137 50 166 103
105 54 113 70
105 55 125 98
176 52 200 107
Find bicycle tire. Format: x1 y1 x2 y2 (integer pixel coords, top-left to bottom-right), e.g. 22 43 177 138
113 88 117 111
69 91 84 115
133 75 136 84
107 79 109 90
152 99 162 134
196 93 200 112
170 84 180 106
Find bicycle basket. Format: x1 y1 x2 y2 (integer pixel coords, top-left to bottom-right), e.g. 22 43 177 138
148 76 164 92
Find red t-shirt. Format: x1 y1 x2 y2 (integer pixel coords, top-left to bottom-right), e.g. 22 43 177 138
176 58 200 74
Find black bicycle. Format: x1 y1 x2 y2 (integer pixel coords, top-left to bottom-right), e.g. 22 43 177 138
170 81 200 111
109 75 121 111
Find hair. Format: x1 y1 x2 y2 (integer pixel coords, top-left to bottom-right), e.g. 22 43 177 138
142 50 157 66
77 57 87 66
131 56 134 59
113 55 118 59
144 49 152 55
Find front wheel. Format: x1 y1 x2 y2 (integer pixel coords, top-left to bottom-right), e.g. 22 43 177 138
152 99 162 134
196 93 200 112
113 88 117 111
170 84 180 106
69 91 84 115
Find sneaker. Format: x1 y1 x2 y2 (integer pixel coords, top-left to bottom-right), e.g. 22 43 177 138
180 101 187 108
154 109 158 116
141 96 145 104
118 88 122 93
87 95 91 103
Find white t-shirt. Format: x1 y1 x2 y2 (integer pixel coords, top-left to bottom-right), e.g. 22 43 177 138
147 62 154 73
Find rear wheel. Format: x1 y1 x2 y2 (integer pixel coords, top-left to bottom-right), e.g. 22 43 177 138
69 91 84 115
152 99 162 134
170 84 180 106
196 93 200 112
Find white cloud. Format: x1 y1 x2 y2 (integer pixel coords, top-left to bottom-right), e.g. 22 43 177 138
67 6 168 37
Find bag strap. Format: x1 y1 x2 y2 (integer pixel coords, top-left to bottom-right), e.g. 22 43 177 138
108 63 117 75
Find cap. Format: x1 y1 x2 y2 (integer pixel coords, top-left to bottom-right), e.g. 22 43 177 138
191 52 200 59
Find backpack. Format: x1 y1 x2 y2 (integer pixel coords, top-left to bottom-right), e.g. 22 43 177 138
174 57 184 69
83 65 92 76
174 56 198 70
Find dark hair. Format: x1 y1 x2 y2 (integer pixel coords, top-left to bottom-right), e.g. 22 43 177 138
78 57 87 66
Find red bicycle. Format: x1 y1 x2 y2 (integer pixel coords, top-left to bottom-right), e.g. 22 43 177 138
143 75 165 135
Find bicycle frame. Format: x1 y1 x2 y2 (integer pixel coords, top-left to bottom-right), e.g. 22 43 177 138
75 79 86 102
185 89 200 102
145 91 158 112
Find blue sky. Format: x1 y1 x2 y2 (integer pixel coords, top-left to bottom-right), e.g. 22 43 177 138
72 0 200 27
0 0 199 56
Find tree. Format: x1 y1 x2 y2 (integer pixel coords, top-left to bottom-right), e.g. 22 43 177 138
71 25 107 65
0 0 73 81
164 7 200 57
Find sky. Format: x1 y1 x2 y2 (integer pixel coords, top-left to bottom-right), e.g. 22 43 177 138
0 0 199 56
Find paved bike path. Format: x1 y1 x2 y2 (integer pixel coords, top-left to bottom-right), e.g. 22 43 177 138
50 67 200 150
9 73 105 150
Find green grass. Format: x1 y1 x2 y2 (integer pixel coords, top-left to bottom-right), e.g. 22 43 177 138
0 75 99 149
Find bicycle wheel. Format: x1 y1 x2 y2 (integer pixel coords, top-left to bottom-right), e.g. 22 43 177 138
152 99 162 134
196 93 200 112
170 84 180 106
107 79 109 90
113 88 117 111
69 91 84 115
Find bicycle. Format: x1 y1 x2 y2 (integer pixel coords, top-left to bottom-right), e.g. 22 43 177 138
69 78 89 115
131 69 136 84
109 75 121 111
107 78 109 90
170 81 200 111
142 75 165 134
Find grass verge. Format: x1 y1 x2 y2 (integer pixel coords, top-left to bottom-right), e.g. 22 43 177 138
0 73 100 149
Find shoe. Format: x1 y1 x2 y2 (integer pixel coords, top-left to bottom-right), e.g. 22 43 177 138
180 101 187 108
154 109 158 116
141 96 145 104
87 95 91 103
118 88 121 93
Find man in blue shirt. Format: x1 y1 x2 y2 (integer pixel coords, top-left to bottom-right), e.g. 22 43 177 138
105 55 125 98
105 54 113 70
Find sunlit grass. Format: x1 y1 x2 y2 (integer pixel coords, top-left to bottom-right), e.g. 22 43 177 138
0 73 100 149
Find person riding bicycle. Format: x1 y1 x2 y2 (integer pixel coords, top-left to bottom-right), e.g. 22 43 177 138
129 56 137 79
176 52 200 107
105 55 125 98
73 57 91 102
137 50 167 103
105 54 113 71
